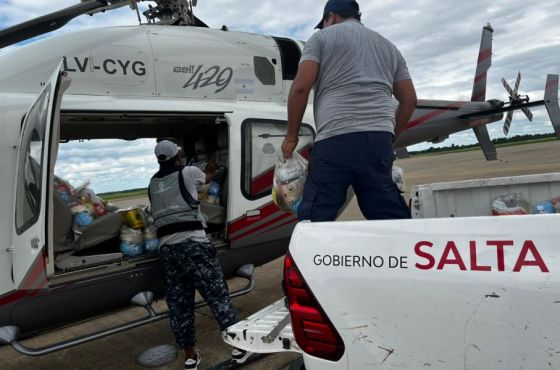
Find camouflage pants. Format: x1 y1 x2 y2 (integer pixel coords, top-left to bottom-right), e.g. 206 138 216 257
159 239 237 348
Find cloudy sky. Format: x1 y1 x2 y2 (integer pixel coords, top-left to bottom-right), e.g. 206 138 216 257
1 0 559 192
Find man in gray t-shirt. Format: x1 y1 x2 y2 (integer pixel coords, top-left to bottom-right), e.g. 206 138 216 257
281 0 417 222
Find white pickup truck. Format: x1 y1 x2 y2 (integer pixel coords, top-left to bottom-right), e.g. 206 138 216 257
224 172 560 369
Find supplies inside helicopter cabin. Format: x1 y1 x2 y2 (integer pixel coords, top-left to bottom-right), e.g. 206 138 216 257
71 205 94 227
118 209 160 256
491 193 532 216
119 226 144 256
143 217 159 253
120 207 146 229
55 176 75 205
206 181 221 204
198 183 210 203
55 176 109 222
195 160 226 205
272 152 308 213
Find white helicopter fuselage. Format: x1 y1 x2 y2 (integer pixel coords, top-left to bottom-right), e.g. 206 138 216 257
0 25 318 337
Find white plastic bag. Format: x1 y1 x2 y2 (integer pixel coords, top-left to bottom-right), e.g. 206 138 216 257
392 166 405 192
491 193 531 216
272 152 308 213
119 226 144 256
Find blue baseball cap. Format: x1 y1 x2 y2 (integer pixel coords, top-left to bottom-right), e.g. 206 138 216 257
315 0 361 29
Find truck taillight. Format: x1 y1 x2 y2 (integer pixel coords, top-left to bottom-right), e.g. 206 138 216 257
284 253 345 362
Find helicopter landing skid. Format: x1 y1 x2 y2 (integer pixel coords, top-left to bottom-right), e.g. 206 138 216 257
0 264 255 357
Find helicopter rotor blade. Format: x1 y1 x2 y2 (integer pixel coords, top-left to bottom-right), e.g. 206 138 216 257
502 78 513 97
513 71 521 96
503 110 514 135
522 107 534 122
0 1 109 49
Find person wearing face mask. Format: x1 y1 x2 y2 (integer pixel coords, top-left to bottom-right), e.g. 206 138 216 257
281 0 417 222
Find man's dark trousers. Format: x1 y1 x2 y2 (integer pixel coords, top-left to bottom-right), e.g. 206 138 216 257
159 239 236 348
298 131 411 222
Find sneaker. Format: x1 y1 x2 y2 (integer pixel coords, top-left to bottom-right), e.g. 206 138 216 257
185 353 201 370
231 347 252 364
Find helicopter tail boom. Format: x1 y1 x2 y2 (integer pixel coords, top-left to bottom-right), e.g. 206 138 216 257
545 74 560 139
471 23 493 102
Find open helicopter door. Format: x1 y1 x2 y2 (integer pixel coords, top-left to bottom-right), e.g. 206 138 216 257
10 62 70 290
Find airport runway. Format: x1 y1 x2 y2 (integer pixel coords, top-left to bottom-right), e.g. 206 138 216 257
2 140 559 369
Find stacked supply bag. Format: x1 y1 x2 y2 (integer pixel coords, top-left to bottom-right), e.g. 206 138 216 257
55 176 111 229
119 207 160 256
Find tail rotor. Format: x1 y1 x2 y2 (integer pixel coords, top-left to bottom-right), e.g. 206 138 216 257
501 71 533 135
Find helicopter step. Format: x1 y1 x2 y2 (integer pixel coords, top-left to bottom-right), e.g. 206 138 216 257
205 353 270 370
0 264 255 356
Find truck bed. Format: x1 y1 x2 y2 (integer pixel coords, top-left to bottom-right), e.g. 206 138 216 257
410 172 560 218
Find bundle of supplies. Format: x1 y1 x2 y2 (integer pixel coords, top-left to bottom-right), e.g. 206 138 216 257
492 193 560 216
272 152 308 213
119 226 144 256
531 196 560 214
196 161 226 205
55 176 109 228
207 181 221 204
143 224 159 253
120 207 145 229
119 207 160 255
491 193 532 216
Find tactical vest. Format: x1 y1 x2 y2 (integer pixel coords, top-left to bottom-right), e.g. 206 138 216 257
148 168 205 238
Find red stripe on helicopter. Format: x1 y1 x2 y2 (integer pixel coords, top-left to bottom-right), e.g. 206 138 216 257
230 211 294 241
471 91 486 101
228 202 282 235
474 72 487 84
406 103 466 129
251 169 274 194
264 216 299 235
20 255 47 290
546 77 558 90
0 290 29 306
406 109 449 129
477 48 491 63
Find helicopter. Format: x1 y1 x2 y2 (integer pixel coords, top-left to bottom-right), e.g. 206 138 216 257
0 0 558 357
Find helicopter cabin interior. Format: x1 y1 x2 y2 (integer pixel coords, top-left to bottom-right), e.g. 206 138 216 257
51 111 231 275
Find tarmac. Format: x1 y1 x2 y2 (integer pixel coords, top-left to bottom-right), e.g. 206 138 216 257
2 140 560 369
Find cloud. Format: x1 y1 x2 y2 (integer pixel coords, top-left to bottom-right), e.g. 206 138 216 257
54 139 159 193
3 0 560 190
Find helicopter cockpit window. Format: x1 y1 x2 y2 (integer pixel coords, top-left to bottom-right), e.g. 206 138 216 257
253 57 276 86
15 87 51 234
241 119 314 200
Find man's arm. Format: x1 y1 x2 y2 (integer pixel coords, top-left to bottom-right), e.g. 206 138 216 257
281 60 319 158
393 79 417 140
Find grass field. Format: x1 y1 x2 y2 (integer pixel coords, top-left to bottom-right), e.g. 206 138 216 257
98 188 148 201
410 136 556 157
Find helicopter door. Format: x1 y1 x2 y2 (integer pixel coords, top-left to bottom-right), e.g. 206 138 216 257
11 62 70 289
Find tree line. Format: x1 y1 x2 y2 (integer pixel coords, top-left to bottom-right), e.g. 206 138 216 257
410 133 556 155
